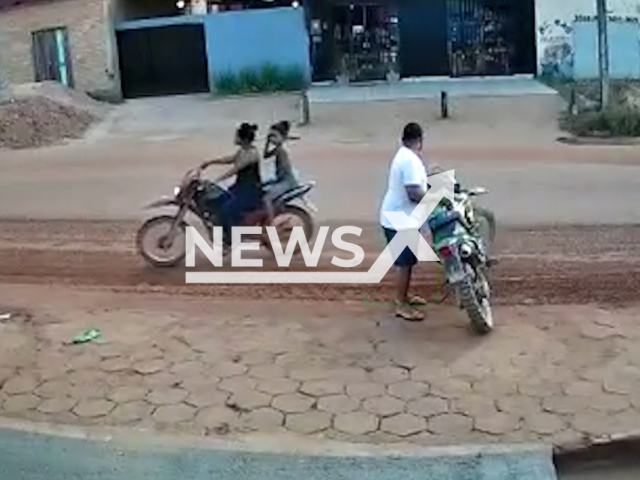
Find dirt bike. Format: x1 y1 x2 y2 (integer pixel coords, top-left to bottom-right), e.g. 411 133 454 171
427 182 497 334
136 166 316 268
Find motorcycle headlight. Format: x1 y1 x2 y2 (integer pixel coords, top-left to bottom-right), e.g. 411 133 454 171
173 187 181 197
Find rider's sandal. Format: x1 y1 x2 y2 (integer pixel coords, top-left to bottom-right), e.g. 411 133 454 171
395 305 425 322
408 295 428 306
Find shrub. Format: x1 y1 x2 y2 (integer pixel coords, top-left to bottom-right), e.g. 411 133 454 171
561 104 640 137
212 63 307 96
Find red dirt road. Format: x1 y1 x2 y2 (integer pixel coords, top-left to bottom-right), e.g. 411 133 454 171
0 219 639 305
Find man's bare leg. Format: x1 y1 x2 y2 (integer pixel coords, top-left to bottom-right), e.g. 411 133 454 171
394 266 424 321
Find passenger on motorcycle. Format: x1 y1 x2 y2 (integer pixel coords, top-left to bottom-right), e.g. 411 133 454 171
262 121 300 222
199 123 264 244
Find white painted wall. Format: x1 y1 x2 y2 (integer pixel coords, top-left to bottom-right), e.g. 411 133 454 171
536 0 640 76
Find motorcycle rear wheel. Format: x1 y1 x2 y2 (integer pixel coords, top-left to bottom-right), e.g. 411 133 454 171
459 264 494 335
264 205 315 256
137 215 188 268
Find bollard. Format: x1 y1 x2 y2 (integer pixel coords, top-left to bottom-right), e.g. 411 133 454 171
441 91 449 119
569 86 578 115
300 90 310 126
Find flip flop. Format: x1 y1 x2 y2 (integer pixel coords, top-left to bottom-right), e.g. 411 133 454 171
408 295 428 306
395 307 425 322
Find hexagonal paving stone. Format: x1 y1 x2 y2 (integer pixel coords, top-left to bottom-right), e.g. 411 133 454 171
474 412 521 435
563 380 603 397
146 387 189 406
428 413 473 435
387 381 430 401
247 365 286 380
317 395 360 414
69 382 111 401
300 380 344 397
2 394 41 413
108 386 149 404
108 401 154 424
363 396 405 417
524 412 567 435
256 378 299 396
34 379 72 399
227 389 272 411
153 404 196 424
211 362 248 378
286 411 332 434
452 395 498 417
542 395 591 415
287 367 330 382
272 393 315 413
381 413 427 437
218 376 259 394
195 406 239 430
429 379 472 399
134 359 168 375
73 399 116 418
333 411 379 435
2 375 40 395
37 397 78 414
371 367 409 385
571 411 618 437
588 393 631 413
346 382 385 399
496 396 541 416
240 407 284 431
100 357 132 373
184 388 230 409
407 396 449 417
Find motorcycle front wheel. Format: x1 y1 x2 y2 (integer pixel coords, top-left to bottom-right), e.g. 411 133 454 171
136 215 188 268
459 264 494 335
474 206 496 252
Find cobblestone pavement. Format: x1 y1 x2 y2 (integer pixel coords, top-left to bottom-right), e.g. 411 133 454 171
1 284 640 447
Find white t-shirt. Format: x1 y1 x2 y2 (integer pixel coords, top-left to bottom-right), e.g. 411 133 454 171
379 146 428 230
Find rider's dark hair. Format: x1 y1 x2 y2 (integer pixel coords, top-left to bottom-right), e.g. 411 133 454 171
237 123 258 144
402 122 423 146
272 120 290 138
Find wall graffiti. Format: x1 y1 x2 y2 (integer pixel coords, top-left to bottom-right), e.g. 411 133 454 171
538 19 573 79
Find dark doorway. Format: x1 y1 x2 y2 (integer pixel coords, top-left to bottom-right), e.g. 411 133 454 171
117 24 208 98
398 0 449 77
31 27 74 87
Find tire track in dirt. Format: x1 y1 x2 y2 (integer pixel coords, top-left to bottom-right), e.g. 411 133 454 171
1 219 640 305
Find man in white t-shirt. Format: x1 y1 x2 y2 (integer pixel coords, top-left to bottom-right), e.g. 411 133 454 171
379 122 431 322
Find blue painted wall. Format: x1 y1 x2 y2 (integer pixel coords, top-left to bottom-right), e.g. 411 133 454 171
115 7 311 91
204 7 310 85
573 20 640 79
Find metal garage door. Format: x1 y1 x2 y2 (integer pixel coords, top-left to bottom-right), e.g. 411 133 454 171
117 24 209 98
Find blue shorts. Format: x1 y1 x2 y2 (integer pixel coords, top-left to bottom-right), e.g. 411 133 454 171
382 227 417 267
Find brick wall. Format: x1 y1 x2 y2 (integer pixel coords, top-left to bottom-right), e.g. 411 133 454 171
0 0 119 95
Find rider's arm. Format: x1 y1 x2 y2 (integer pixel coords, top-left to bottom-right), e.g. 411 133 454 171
215 149 258 182
200 154 235 170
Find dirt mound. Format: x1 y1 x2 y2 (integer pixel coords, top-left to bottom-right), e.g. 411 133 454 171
0 96 97 149
9 81 110 117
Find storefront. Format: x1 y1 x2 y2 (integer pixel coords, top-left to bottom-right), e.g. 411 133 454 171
304 0 536 83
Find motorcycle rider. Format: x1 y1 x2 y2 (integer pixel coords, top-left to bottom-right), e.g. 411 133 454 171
199 123 263 245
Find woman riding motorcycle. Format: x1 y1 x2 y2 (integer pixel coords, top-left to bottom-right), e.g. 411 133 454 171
199 123 263 244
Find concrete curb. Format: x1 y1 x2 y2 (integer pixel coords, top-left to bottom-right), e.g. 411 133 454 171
557 135 640 146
